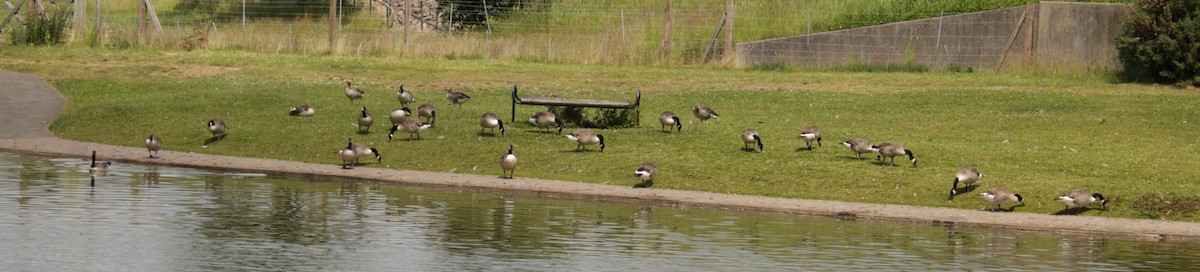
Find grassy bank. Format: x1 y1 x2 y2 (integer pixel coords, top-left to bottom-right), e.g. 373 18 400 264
2 46 1198 221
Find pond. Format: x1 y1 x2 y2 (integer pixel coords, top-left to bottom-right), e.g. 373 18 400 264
0 151 1196 271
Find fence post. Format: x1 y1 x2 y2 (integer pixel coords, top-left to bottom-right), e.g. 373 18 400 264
241 0 245 30
935 11 943 50
403 0 409 47
137 0 145 44
723 0 734 61
620 9 626 44
95 0 100 28
482 0 492 37
806 8 811 46
662 0 671 64
329 0 335 51
74 0 84 30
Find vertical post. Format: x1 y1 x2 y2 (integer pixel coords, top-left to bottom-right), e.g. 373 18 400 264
547 36 552 60
338 0 343 30
935 11 943 49
620 9 626 44
241 0 246 30
448 5 453 36
96 0 100 28
662 0 671 63
403 0 409 46
329 0 335 51
482 0 491 37
723 0 734 61
138 0 146 43
75 0 85 30
806 8 811 46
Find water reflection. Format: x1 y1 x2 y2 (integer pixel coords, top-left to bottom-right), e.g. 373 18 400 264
0 151 1198 271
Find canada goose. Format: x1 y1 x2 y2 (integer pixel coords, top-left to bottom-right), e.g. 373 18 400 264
389 118 433 141
289 104 315 117
339 138 358 169
633 162 657 188
565 129 605 151
500 144 517 179
357 107 374 133
144 135 162 158
949 166 982 199
980 187 1024 212
344 80 365 104
1056 189 1108 210
873 141 916 166
799 125 822 150
417 103 437 126
659 111 682 132
206 118 227 138
89 150 111 172
389 107 412 125
529 111 563 134
445 87 471 108
741 128 763 152
351 142 382 163
480 112 505 136
397 85 415 107
841 138 873 160
693 104 719 123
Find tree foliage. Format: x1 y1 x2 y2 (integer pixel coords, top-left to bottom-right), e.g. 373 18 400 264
1116 0 1200 87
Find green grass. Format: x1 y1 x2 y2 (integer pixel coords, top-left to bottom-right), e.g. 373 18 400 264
2 46 1198 221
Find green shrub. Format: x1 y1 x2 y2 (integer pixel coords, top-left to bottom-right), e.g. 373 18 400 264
548 106 638 128
8 6 73 45
1116 0 1200 87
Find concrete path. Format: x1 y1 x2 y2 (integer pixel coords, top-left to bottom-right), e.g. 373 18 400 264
1 70 1198 241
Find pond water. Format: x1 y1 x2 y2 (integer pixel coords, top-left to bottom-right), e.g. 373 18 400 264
0 151 1197 271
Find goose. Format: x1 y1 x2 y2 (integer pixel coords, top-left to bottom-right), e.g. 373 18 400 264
144 135 162 158
1056 189 1108 210
949 166 982 199
693 104 719 123
741 128 763 152
873 141 916 166
445 87 471 108
344 80 365 105
529 111 563 134
980 187 1024 212
633 162 657 188
389 118 433 141
840 138 873 160
417 103 437 126
339 138 358 169
565 129 605 151
480 112 505 136
89 150 111 172
357 107 374 133
659 111 682 132
799 125 822 150
351 141 382 164
389 107 412 125
397 85 415 107
500 144 517 179
289 104 315 117
206 118 227 138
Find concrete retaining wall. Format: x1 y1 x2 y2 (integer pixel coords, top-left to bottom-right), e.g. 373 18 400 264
736 1 1131 72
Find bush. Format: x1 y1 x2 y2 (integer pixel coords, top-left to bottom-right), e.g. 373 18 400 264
1116 0 1200 87
548 106 638 129
8 6 72 45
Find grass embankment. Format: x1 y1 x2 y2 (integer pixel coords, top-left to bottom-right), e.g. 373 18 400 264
2 46 1198 221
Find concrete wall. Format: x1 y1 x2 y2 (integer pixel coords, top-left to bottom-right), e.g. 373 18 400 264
736 1 1131 72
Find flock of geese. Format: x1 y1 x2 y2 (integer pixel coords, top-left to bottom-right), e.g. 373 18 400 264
87 79 1108 214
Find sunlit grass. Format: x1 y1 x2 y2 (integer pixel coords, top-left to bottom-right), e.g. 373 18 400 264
2 46 1198 221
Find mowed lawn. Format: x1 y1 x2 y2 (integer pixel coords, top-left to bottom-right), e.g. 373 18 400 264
3 46 1198 220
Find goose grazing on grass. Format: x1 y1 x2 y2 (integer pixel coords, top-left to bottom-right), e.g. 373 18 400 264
417 103 437 126
351 141 382 164
949 166 982 200
389 118 433 141
799 125 822 150
980 187 1023 212
693 104 719 123
89 150 111 172
397 85 415 107
741 128 763 152
289 104 315 117
633 162 657 188
500 144 517 179
1056 189 1108 210
873 141 916 167
144 135 163 158
339 138 359 169
357 107 374 133
841 138 873 160
445 87 471 108
659 111 682 132
344 80 365 105
480 112 505 136
565 129 605 151
529 111 563 134
389 107 412 125
206 118 227 138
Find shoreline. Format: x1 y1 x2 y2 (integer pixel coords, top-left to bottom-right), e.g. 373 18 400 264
3 70 1199 241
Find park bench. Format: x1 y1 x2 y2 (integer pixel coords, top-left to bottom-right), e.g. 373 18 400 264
511 85 641 127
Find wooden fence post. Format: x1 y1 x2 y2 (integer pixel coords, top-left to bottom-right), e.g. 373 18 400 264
723 0 733 61
662 0 671 64
329 0 335 51
138 0 145 43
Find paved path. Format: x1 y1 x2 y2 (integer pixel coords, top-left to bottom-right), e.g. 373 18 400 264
1 70 1198 240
